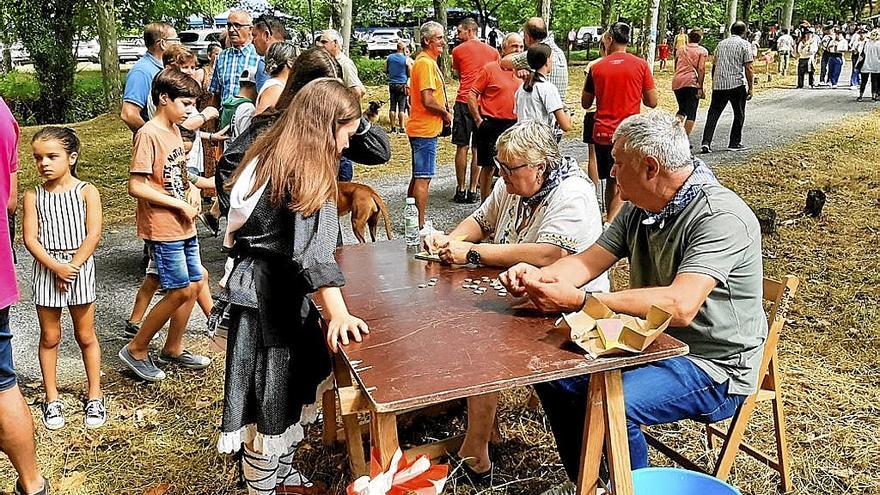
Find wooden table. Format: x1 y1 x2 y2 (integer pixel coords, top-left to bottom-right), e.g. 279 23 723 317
333 239 688 494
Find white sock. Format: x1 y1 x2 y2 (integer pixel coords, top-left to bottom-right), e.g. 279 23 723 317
242 447 279 495
276 443 310 486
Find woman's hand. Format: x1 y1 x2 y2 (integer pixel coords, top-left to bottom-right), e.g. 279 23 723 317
437 240 473 265
424 232 450 254
521 272 585 313
326 313 370 353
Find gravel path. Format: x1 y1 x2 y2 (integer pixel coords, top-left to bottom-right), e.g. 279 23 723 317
8 61 879 385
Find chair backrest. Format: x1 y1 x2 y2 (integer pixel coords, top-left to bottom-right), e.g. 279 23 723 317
757 275 800 387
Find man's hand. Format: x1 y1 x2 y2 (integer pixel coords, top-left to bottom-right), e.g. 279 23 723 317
179 200 200 220
442 110 453 126
746 89 753 101
437 240 473 265
515 69 531 81
424 232 450 254
201 106 220 121
500 262 541 297
521 272 585 313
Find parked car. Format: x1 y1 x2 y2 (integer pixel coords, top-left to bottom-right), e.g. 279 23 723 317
75 38 101 63
366 28 411 58
575 26 605 49
180 29 223 64
3 42 30 65
117 36 146 63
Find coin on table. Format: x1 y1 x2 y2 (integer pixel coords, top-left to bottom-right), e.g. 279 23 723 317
418 284 427 288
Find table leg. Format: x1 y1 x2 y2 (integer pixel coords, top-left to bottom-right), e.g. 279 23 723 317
577 375 607 495
334 354 368 476
602 370 634 495
370 412 400 471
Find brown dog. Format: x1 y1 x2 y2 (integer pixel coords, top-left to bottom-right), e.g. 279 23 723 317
337 181 393 243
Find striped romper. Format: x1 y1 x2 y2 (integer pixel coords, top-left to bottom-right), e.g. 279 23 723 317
31 182 96 307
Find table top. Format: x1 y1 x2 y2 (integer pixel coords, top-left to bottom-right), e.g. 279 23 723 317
336 239 689 413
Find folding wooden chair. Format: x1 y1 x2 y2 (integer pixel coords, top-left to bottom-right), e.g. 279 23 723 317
644 275 799 493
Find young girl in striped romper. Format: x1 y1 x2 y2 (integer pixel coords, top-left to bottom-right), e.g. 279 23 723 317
22 127 105 430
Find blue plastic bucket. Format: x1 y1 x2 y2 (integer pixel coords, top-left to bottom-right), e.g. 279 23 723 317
631 467 741 495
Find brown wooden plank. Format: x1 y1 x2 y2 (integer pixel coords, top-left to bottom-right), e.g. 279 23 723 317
371 412 400 471
576 376 606 495
336 239 688 413
603 371 634 495
403 435 465 460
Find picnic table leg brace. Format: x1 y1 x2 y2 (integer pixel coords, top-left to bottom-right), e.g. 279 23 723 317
370 412 400 471
576 370 634 495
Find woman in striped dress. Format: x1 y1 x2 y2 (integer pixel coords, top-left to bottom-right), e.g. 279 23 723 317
22 127 105 430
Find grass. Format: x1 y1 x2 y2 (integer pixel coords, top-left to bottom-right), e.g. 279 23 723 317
6 65 873 495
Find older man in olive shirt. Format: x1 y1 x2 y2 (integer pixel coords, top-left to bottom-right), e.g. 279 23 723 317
501 111 766 486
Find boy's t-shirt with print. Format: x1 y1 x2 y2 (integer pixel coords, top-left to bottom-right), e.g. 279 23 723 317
130 120 196 242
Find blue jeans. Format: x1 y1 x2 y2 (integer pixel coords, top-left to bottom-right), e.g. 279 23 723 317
851 54 861 86
338 156 353 182
828 55 843 86
410 137 438 178
534 356 746 482
146 237 202 290
0 306 16 392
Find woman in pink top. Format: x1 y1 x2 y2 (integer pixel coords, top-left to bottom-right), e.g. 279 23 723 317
671 29 709 136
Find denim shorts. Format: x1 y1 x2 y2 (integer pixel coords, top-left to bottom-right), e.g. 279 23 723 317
410 136 438 179
0 307 17 392
147 237 203 290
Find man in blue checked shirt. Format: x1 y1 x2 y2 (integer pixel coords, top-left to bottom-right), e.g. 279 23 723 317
209 10 260 108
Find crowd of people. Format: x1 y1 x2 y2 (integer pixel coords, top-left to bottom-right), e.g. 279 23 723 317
0 11 789 495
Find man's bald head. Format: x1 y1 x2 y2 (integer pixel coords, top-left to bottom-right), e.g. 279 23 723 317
523 17 548 46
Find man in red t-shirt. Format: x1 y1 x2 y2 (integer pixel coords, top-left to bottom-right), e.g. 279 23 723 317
468 33 524 202
451 17 500 204
583 22 657 222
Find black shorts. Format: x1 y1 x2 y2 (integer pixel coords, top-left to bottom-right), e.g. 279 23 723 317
673 87 699 121
451 101 476 146
582 111 596 144
389 83 408 113
595 142 614 180
475 116 517 168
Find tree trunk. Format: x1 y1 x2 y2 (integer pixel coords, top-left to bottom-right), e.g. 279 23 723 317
741 0 752 27
95 0 121 112
601 0 613 28
537 0 551 30
658 0 668 46
340 0 352 55
432 0 450 78
728 0 738 37
782 0 794 30
646 0 661 71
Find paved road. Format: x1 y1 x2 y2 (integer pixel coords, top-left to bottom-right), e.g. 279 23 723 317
8 62 879 384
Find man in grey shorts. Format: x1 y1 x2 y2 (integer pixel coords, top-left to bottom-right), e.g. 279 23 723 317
501 111 766 494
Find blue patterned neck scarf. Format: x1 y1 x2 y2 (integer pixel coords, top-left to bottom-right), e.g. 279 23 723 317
641 157 718 228
521 156 586 207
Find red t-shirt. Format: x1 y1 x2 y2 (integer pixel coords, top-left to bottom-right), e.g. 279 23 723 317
470 62 521 121
452 39 500 103
587 52 655 145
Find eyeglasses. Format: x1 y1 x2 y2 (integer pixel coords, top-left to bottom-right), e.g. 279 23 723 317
227 22 252 31
493 157 532 175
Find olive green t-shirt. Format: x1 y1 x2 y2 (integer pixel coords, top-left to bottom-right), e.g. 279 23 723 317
596 184 767 395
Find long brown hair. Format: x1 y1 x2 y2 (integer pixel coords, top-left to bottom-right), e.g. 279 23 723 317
228 78 361 216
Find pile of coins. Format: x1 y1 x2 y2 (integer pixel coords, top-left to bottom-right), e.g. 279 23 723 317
462 277 507 297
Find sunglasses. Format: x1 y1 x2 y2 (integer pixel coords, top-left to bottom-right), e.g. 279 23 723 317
493 157 532 175
227 22 252 31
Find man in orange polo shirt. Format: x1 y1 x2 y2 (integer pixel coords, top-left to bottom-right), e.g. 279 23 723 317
406 21 452 228
451 18 500 204
467 32 524 202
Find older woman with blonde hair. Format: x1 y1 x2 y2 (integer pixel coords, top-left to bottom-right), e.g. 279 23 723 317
425 120 608 480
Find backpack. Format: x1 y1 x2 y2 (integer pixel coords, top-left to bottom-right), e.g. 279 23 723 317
220 96 255 130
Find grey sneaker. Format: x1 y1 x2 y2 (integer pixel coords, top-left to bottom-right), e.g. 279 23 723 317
118 345 166 382
156 350 212 370
41 400 65 430
84 397 107 429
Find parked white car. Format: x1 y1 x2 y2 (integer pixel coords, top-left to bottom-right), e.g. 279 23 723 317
75 39 101 63
117 36 146 63
180 29 224 64
3 42 30 65
367 29 411 58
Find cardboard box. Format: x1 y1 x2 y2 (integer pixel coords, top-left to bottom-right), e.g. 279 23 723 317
555 297 672 358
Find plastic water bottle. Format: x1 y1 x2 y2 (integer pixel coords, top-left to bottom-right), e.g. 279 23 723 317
404 197 419 246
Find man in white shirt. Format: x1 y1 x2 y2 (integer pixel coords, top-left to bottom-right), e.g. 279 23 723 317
776 28 795 76
317 29 366 99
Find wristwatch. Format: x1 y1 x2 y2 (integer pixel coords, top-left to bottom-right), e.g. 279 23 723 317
466 249 481 266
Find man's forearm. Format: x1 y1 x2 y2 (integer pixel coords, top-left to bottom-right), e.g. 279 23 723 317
467 93 482 123
448 217 484 242
422 93 447 116
476 242 569 268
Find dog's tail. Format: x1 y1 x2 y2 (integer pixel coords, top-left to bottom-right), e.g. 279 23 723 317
372 191 393 240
